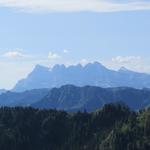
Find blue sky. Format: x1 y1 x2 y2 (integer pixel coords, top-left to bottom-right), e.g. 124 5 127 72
0 0 150 89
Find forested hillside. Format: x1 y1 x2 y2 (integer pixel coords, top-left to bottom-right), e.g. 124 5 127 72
0 103 150 150
33 85 150 111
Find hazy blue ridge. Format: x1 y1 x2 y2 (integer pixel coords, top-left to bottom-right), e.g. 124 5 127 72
32 85 150 111
13 62 150 92
0 88 49 107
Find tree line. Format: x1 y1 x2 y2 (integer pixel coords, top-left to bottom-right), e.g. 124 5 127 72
0 103 149 150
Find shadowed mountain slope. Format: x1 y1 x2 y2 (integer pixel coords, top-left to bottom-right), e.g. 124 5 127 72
33 85 150 111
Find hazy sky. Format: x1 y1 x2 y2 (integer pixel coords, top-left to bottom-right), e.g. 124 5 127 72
0 0 150 89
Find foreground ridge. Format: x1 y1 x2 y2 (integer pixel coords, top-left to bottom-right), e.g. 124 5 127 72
1 85 150 111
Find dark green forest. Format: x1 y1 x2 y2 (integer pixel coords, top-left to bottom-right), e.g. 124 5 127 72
0 104 150 150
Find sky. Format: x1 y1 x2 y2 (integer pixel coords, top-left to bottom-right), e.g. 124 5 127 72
0 0 150 89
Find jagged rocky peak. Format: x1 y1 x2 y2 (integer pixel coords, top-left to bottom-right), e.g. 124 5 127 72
13 62 150 92
93 61 103 65
84 61 107 70
119 66 130 72
52 64 66 71
28 65 50 77
67 64 83 70
34 64 49 71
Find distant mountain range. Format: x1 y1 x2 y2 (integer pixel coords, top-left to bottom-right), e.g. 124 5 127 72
0 89 7 95
13 62 150 92
0 89 49 107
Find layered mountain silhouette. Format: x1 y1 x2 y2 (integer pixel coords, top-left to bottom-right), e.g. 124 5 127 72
0 88 49 107
1 85 150 111
0 89 6 95
13 62 150 92
32 85 150 111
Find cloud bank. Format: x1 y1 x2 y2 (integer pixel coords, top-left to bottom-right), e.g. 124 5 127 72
0 0 150 13
48 52 60 60
0 49 31 59
112 56 142 64
2 51 29 59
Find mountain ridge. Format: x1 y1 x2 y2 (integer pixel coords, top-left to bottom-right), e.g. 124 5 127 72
0 88 49 107
32 85 150 111
1 85 150 111
0 89 7 95
13 62 150 92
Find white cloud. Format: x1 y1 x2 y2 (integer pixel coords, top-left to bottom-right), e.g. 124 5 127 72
63 49 69 53
80 59 89 65
48 52 60 60
2 50 30 59
102 55 149 73
0 0 150 12
112 56 142 64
